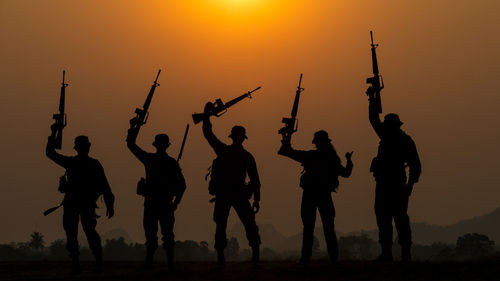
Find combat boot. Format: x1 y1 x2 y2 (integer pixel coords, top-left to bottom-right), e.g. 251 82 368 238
401 245 412 262
94 251 103 272
297 257 310 265
70 257 81 275
251 246 260 264
216 249 226 268
165 245 175 269
375 244 393 262
138 251 154 271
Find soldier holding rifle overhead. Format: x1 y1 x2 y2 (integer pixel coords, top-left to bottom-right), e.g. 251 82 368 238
45 71 115 275
278 74 353 265
126 70 187 270
365 31 421 262
196 87 262 267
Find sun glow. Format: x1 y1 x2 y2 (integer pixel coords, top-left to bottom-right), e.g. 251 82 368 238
217 0 264 9
196 0 281 15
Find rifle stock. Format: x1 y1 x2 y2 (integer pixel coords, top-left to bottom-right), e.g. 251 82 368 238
192 113 206 124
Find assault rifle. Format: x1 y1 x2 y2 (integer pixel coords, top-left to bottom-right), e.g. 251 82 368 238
177 124 190 162
366 31 384 113
278 74 304 144
129 70 161 135
52 70 68 149
192 86 262 124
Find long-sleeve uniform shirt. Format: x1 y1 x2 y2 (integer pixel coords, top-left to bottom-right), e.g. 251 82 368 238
46 139 114 209
203 120 261 201
369 102 421 184
127 140 186 204
279 144 353 192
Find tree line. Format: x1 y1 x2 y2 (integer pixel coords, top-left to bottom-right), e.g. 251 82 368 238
0 232 497 261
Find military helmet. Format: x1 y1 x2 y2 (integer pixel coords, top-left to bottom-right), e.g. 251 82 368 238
312 130 331 144
153 133 170 147
229 125 248 139
74 135 90 146
384 113 403 127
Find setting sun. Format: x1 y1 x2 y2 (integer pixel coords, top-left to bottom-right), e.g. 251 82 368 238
2 1 500 279
216 0 263 9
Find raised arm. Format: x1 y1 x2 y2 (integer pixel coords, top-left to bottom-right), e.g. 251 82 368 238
367 88 384 138
278 141 308 163
46 125 71 168
339 151 354 178
202 108 226 155
126 128 148 163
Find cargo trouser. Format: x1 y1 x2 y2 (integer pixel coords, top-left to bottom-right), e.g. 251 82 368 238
300 190 339 261
374 179 412 248
143 199 175 257
63 204 102 259
213 193 261 250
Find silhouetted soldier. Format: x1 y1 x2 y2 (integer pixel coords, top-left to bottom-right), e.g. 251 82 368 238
367 87 421 262
46 125 115 274
127 128 186 270
279 131 353 264
202 103 261 266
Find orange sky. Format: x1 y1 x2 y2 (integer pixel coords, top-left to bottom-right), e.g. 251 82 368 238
1 0 499 244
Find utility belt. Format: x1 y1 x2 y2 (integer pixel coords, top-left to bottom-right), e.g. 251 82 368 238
137 177 177 198
370 157 406 174
299 171 339 192
209 183 255 202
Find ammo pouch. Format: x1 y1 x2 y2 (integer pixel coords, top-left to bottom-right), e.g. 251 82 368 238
136 177 147 196
58 172 69 194
299 173 309 190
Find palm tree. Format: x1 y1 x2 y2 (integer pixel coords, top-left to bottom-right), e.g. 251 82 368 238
28 232 45 252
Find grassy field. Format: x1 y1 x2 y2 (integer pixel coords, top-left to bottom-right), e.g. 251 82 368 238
1 260 499 281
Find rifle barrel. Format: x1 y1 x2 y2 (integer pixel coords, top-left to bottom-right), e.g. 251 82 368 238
142 70 161 110
291 74 303 118
249 86 261 94
177 124 190 162
224 86 261 109
154 69 161 83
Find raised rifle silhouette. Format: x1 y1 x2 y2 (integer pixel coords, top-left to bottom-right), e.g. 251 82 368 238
192 86 262 124
52 70 68 149
128 70 161 136
279 74 304 144
366 31 384 114
177 124 190 162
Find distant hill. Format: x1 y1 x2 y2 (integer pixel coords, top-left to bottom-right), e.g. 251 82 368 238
229 207 500 252
350 207 500 245
228 223 288 251
101 228 134 243
228 223 335 252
